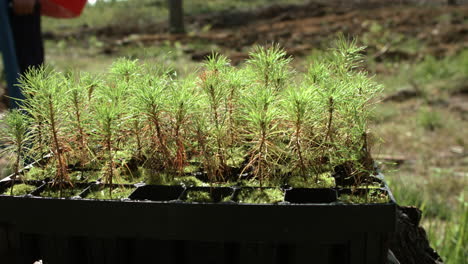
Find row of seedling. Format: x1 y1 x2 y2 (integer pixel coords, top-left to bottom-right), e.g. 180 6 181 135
0 37 382 197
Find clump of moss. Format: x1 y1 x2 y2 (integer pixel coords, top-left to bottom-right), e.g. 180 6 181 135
236 178 283 188
339 191 390 204
170 176 209 187
2 183 37 196
212 181 237 187
25 166 52 181
236 188 284 204
145 170 170 185
87 187 135 200
183 164 200 174
40 186 83 198
69 170 100 183
221 194 233 202
111 166 146 184
185 190 212 203
145 170 209 186
288 172 335 188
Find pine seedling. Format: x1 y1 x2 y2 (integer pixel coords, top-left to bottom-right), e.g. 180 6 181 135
167 77 198 176
192 109 216 181
133 73 171 172
92 88 130 196
129 110 146 162
332 37 381 182
79 71 103 101
240 86 284 186
282 84 319 181
17 69 49 162
109 58 140 84
336 74 382 184
65 72 94 169
224 68 247 151
198 53 231 181
19 67 71 190
330 34 366 76
0 110 31 195
246 44 293 91
307 36 381 183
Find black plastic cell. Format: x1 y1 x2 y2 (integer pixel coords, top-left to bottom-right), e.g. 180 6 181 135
284 188 337 204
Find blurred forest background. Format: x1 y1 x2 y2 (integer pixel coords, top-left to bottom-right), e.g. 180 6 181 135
0 0 467 263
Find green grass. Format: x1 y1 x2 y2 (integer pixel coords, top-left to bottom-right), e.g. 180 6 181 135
416 107 444 131
376 49 468 95
373 47 468 263
386 167 467 264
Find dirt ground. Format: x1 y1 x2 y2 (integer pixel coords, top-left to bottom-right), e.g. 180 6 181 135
42 2 468 63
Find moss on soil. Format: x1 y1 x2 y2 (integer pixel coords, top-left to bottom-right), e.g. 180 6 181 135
185 190 212 203
112 166 146 184
25 167 100 183
170 176 209 187
2 184 37 196
184 189 233 203
87 187 135 200
183 164 200 174
25 167 51 181
236 188 284 204
339 191 390 204
144 170 209 187
40 186 83 198
145 170 171 185
287 172 336 188
69 170 100 182
236 178 283 188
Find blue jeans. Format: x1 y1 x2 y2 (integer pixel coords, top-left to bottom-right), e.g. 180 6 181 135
9 0 44 74
0 0 43 108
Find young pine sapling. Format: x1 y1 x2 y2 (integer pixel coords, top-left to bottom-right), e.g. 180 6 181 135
241 87 283 186
167 77 198 175
198 54 232 181
282 84 318 181
0 110 31 195
20 67 71 192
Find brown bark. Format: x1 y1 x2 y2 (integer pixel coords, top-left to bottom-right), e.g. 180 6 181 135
389 206 444 264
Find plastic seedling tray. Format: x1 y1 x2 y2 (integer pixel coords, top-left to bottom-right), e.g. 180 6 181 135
0 173 396 264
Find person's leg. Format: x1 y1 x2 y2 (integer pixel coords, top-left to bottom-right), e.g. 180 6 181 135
0 0 21 108
9 0 44 75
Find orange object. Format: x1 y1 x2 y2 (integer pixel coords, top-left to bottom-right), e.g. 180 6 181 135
41 0 87 18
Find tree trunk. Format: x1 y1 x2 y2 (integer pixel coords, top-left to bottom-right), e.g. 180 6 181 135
389 206 444 264
168 0 185 34
448 0 457 5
